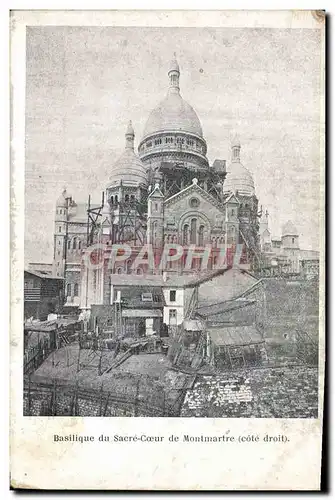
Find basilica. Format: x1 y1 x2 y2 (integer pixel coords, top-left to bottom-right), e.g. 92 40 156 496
51 56 318 312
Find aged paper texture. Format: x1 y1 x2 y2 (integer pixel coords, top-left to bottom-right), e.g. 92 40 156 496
11 9 325 490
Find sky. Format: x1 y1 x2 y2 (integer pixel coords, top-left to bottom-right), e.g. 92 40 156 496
25 26 322 264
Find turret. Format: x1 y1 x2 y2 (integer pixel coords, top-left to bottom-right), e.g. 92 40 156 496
281 221 299 250
147 183 164 249
53 188 68 277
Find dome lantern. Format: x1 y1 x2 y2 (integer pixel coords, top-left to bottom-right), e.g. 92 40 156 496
168 53 180 94
231 135 241 163
125 120 135 150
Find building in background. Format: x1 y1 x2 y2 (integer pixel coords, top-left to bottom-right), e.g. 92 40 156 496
259 216 319 276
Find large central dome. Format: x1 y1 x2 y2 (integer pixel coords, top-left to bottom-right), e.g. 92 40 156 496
138 57 208 171
143 90 203 139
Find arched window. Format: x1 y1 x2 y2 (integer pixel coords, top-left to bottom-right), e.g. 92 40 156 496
66 283 71 297
67 239 71 250
73 237 77 250
183 224 189 246
58 227 61 233
117 267 123 274
74 283 79 296
126 259 132 274
125 194 129 202
198 225 204 246
110 196 114 205
136 268 143 275
130 194 135 202
78 240 81 250
115 195 118 204
190 218 197 245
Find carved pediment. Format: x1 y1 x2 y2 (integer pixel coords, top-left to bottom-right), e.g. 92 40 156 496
164 182 225 213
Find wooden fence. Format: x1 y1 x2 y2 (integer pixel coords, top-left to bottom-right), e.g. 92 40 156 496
24 377 182 417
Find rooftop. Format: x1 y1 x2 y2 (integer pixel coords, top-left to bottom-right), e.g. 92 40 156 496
208 324 263 347
24 269 64 280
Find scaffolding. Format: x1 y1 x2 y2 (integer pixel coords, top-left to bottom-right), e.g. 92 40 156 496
86 192 147 247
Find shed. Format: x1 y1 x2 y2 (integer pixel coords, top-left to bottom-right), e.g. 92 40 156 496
208 324 267 370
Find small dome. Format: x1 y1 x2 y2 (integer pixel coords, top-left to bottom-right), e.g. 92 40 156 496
107 123 147 189
223 162 255 197
282 220 298 236
107 149 147 188
143 92 203 138
56 189 67 207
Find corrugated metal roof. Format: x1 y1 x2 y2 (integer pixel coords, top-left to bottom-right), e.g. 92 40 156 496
24 318 80 332
110 275 163 286
208 325 263 346
122 309 162 318
109 274 194 287
24 270 64 280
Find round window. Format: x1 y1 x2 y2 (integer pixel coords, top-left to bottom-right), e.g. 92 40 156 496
189 197 200 208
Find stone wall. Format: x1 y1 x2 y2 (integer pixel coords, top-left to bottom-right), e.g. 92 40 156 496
181 366 318 418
